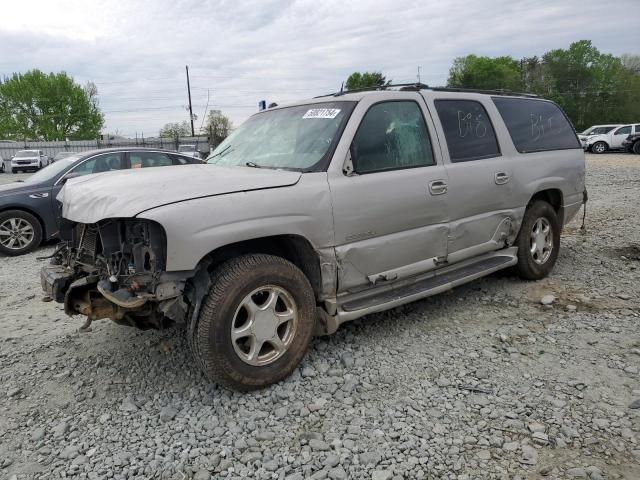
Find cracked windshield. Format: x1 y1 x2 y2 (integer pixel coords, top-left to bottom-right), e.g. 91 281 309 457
207 101 354 171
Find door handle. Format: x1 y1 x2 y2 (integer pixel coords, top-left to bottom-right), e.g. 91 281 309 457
429 180 448 195
494 172 510 185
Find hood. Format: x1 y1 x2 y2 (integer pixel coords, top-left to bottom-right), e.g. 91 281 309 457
59 164 301 224
0 181 47 196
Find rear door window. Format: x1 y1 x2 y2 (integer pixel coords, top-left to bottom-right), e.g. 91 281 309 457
434 100 500 162
130 152 173 168
493 97 580 153
614 126 631 136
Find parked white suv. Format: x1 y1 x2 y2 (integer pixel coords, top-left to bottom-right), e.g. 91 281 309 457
44 86 586 390
580 124 640 153
11 150 50 173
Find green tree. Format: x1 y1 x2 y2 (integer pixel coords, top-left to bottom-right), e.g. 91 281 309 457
0 70 103 140
159 120 192 138
204 110 233 145
538 40 640 130
345 72 390 91
447 55 524 91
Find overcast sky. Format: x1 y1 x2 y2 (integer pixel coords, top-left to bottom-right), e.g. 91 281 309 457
0 0 636 137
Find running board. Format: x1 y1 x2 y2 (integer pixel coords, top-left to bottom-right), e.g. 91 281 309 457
336 248 517 323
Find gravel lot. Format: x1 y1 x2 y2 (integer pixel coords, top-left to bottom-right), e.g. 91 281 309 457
1 154 638 480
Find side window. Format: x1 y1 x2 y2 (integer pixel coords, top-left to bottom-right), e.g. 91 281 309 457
70 153 123 177
493 97 581 153
130 152 173 169
351 101 434 174
635 125 640 133
434 100 500 162
614 126 631 135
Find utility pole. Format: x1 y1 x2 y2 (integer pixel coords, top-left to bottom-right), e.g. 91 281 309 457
185 65 195 137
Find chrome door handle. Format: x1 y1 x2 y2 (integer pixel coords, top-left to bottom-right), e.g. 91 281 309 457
495 172 510 185
429 180 448 195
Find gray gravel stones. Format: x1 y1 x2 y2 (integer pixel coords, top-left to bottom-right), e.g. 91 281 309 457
540 294 556 305
0 155 639 479
159 404 179 422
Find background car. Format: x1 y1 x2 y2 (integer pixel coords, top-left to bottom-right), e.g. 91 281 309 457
177 144 202 159
11 149 49 172
0 147 202 256
52 151 76 162
622 133 640 154
581 124 640 153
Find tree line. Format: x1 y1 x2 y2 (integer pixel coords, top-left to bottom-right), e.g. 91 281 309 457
346 40 640 131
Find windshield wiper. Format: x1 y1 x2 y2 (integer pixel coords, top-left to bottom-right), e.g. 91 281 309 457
209 144 232 159
245 161 262 168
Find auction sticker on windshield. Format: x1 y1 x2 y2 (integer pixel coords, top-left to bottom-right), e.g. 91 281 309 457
303 108 341 119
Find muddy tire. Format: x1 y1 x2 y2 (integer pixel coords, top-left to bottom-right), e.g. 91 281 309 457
514 201 560 280
0 210 42 256
633 142 640 155
194 254 316 390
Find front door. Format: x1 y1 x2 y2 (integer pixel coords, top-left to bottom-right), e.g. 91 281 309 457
429 97 515 264
329 97 450 292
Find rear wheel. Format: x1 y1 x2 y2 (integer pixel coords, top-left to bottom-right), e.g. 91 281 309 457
0 210 43 256
591 141 607 154
194 254 316 390
514 201 560 280
633 141 640 155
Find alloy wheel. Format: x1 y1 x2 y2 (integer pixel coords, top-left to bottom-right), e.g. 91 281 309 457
231 285 298 366
530 217 553 265
0 218 35 250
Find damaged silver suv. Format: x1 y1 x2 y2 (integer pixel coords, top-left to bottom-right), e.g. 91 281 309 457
42 85 586 390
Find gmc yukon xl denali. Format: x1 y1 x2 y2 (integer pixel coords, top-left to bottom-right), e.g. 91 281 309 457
42 85 586 390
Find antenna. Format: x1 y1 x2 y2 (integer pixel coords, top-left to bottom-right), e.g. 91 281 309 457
340 81 344 94
417 66 422 84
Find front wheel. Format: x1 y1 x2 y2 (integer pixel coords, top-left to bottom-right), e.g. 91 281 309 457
633 142 640 155
0 210 43 256
514 201 560 280
591 141 607 154
193 254 316 390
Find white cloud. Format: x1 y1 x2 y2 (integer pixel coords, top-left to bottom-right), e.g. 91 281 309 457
0 0 636 136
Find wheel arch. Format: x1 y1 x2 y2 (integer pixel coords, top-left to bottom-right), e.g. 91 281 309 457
527 188 564 227
196 234 325 302
0 206 47 239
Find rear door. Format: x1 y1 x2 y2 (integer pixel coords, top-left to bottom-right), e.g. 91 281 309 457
426 95 515 264
611 125 631 148
328 95 450 292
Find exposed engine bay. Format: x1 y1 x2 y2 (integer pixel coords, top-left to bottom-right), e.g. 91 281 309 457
42 219 194 329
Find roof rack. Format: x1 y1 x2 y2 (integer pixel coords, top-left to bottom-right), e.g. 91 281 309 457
430 86 539 98
315 83 538 98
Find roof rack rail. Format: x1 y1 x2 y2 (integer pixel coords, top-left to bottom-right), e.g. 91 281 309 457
314 83 430 98
430 86 539 98
315 83 538 98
